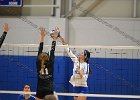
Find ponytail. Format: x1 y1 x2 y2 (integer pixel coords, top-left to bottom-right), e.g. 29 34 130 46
87 61 92 75
89 66 92 75
84 50 91 75
41 60 45 68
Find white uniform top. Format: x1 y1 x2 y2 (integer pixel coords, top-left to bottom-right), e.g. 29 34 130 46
65 46 89 87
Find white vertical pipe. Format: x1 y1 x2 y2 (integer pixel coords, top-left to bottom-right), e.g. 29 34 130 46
69 0 73 11
133 0 137 18
55 0 61 17
51 0 55 16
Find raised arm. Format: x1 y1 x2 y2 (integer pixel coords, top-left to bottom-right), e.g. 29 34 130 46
37 27 47 56
49 28 58 62
0 23 9 48
60 36 78 63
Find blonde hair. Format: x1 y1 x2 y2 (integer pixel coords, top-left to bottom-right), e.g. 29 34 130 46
39 52 49 61
38 53 49 74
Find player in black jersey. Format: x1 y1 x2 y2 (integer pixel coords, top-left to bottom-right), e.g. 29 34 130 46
0 23 9 48
36 27 58 100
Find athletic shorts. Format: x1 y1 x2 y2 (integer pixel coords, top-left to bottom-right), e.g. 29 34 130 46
36 82 54 99
73 86 89 94
36 87 54 99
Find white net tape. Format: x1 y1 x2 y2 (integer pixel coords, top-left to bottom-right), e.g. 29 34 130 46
0 91 140 99
3 43 140 49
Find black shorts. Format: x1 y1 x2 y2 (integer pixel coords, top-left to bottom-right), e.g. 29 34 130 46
36 87 54 99
36 77 54 99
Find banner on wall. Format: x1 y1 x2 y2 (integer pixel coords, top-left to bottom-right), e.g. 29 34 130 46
0 0 23 7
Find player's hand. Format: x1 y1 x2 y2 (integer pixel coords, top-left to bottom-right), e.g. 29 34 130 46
39 27 47 38
3 23 9 32
53 28 59 41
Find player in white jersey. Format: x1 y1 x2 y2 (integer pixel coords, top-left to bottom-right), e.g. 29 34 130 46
60 36 91 100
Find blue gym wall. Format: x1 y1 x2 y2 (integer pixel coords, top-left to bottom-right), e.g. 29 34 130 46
0 55 140 100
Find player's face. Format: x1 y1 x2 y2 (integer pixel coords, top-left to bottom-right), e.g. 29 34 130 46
78 50 85 61
23 85 31 92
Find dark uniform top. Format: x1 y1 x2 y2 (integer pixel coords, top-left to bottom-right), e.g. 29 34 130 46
0 32 7 48
36 41 56 99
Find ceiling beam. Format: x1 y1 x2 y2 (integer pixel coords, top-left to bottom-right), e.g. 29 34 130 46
64 0 86 18
79 0 104 17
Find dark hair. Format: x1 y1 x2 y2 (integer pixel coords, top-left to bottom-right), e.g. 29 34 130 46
84 50 92 74
23 84 32 91
23 84 30 88
84 50 90 63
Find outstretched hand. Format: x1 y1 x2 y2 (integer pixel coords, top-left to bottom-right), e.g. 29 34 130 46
3 23 9 32
39 27 47 42
53 27 59 41
53 27 67 45
55 27 60 33
39 27 47 38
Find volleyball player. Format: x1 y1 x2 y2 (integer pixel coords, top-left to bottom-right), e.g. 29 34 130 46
36 27 58 100
0 23 9 48
60 36 91 100
18 84 35 100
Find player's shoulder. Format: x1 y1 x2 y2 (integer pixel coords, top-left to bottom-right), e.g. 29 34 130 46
29 95 36 100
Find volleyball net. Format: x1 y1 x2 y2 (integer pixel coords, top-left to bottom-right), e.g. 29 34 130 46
0 44 140 100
